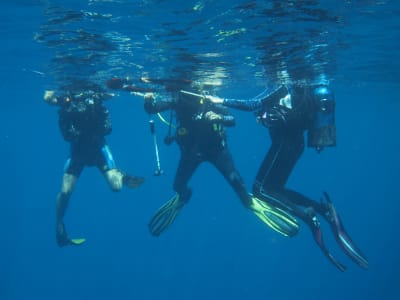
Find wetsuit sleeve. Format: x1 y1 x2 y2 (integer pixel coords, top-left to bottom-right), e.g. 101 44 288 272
144 97 175 114
222 86 289 112
222 98 261 111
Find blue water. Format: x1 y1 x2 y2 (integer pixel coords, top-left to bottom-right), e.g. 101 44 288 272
1 1 399 299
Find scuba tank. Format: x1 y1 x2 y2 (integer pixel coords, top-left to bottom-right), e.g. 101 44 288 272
307 85 336 152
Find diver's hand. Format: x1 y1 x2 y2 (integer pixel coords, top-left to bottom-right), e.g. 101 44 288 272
205 95 224 104
44 90 58 105
257 106 289 127
204 111 222 122
144 93 155 102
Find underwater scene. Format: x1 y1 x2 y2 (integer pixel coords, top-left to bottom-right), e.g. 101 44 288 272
1 1 399 299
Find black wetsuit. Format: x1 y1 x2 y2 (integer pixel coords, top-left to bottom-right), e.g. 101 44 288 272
223 85 335 215
221 85 348 269
144 91 251 206
58 99 115 176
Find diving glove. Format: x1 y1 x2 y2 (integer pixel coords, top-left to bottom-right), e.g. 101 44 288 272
148 193 185 237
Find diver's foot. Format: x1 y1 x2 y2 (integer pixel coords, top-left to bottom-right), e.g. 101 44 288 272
56 223 86 247
303 205 347 272
251 181 263 199
304 206 321 228
123 175 145 188
320 192 346 236
321 193 338 228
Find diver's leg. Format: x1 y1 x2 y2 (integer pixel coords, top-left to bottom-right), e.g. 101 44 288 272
56 173 77 223
258 188 346 271
253 128 304 197
55 155 86 247
172 150 201 202
212 148 303 235
281 189 326 214
252 130 346 270
56 172 78 246
252 128 328 216
97 144 122 191
212 147 251 207
148 151 201 236
104 169 124 191
100 144 144 191
104 168 145 190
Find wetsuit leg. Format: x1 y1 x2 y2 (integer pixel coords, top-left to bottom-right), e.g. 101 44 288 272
282 189 326 214
57 156 84 222
148 149 199 237
253 128 304 195
211 147 251 207
99 144 117 171
253 128 346 271
94 144 122 191
173 150 202 202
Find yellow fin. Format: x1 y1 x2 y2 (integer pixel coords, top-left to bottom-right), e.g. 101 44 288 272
70 238 86 245
250 196 299 237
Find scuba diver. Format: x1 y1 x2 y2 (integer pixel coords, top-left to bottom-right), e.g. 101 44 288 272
141 89 299 237
206 84 369 271
44 89 145 247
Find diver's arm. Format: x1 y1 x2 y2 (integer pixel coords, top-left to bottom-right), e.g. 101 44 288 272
203 111 236 127
143 94 175 114
206 85 289 112
206 104 236 126
206 95 261 111
95 92 114 101
222 98 261 111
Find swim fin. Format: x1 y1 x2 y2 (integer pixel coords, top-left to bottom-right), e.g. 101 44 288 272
306 209 347 272
56 223 86 247
123 175 145 188
69 238 86 246
249 196 300 237
322 192 369 269
148 193 185 237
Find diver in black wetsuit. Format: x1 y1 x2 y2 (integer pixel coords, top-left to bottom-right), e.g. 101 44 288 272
143 90 249 236
142 90 299 237
206 84 368 271
44 89 145 247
